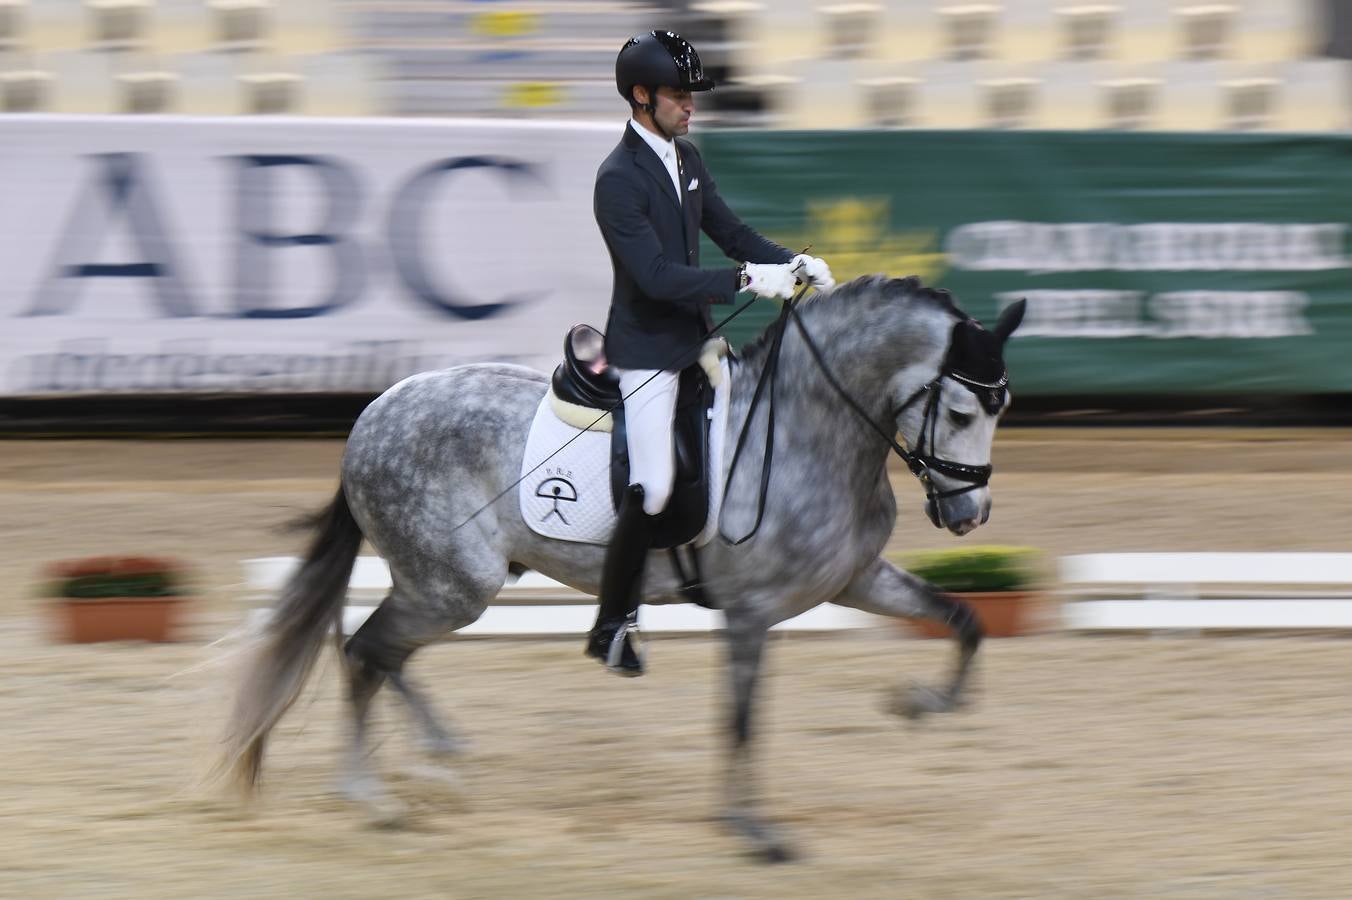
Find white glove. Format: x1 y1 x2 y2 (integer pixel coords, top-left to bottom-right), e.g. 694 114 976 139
741 262 797 300
791 254 835 291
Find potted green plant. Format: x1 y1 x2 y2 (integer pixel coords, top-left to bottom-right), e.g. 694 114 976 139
891 545 1044 638
43 556 191 643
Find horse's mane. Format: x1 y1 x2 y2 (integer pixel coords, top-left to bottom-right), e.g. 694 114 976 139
737 274 962 365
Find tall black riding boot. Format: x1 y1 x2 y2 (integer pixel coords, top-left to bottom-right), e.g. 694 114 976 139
586 483 651 676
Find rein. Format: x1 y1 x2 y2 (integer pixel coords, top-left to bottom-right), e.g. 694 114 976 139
719 285 807 544
720 295 1001 543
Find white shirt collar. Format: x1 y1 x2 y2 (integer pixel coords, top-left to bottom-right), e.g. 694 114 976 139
628 119 676 165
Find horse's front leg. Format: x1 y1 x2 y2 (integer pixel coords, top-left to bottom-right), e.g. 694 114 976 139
834 557 983 719
719 609 794 863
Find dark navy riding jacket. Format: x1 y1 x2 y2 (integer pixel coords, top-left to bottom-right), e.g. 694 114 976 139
593 124 792 371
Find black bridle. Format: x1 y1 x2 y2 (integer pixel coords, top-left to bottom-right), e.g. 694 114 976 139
721 290 1006 543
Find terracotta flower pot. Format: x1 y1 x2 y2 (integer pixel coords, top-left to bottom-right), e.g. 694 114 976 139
905 590 1039 639
52 596 187 643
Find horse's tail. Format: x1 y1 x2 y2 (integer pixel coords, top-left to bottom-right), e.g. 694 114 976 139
219 485 363 793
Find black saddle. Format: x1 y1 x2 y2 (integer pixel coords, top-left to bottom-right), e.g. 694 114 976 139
550 324 715 550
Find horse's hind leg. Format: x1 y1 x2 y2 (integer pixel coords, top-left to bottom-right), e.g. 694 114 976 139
338 576 490 823
833 557 983 719
386 668 462 756
339 605 403 824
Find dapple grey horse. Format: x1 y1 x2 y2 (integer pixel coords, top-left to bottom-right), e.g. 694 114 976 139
221 274 1025 861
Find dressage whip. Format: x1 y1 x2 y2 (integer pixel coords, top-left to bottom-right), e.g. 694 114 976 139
442 255 815 537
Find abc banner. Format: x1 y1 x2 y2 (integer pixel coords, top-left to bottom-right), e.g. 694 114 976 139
0 116 620 397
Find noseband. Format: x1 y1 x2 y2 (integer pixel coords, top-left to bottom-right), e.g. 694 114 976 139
890 370 1003 501
796 312 1005 510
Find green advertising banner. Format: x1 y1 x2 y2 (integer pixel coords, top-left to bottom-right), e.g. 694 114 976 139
696 130 1352 397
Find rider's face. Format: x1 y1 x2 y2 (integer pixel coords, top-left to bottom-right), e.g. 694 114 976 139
650 86 694 138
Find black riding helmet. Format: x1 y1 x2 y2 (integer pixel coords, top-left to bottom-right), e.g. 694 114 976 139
615 30 715 108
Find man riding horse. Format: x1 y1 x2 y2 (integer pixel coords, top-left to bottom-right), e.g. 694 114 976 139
588 29 835 675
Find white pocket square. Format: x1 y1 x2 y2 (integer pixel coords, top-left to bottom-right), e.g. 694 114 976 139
687 178 699 191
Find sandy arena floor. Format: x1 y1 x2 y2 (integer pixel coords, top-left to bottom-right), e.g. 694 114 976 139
2 430 1351 898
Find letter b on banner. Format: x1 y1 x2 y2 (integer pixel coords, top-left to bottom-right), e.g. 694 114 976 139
232 155 366 318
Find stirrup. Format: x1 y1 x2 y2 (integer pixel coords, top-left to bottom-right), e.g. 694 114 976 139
607 611 643 671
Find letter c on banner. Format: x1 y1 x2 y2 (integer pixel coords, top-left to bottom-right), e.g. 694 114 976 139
387 156 544 321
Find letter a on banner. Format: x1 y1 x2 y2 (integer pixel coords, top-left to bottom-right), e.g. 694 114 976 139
28 153 196 317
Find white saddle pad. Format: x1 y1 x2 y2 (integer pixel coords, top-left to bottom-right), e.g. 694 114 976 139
519 358 731 546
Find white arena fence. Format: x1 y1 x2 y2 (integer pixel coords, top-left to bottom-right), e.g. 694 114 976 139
1060 553 1352 632
244 552 1352 637
242 556 888 637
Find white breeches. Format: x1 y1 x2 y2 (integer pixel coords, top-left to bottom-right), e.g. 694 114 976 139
616 368 680 515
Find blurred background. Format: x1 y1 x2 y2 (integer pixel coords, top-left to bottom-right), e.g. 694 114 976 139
3 3 1352 898
1 0 1347 126
1 0 1350 428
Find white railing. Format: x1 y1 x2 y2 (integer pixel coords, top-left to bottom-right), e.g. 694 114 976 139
243 556 885 637
1060 552 1352 631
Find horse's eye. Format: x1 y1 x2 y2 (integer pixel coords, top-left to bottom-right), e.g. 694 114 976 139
948 410 974 428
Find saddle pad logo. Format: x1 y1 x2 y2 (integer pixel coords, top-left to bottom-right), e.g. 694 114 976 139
519 400 617 544
535 470 579 526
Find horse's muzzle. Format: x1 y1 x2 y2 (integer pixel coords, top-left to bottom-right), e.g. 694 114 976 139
925 496 990 535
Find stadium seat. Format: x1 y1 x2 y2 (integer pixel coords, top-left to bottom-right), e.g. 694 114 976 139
0 66 49 110
819 2 881 60
858 74 920 127
1097 75 1161 129
0 0 27 53
239 69 300 114
1220 75 1278 130
937 3 1001 62
85 0 151 52
1175 4 1235 61
1056 4 1120 61
207 0 269 53
117 66 176 112
979 74 1039 127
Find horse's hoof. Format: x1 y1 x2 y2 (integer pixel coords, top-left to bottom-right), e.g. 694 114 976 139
369 809 406 829
890 683 953 720
401 762 464 791
722 812 797 864
419 734 464 758
361 793 410 829
339 775 408 828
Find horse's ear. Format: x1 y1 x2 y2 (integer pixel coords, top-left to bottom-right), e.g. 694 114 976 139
993 298 1026 343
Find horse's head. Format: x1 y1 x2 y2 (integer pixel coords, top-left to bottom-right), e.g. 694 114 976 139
890 297 1025 535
